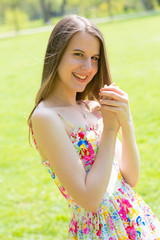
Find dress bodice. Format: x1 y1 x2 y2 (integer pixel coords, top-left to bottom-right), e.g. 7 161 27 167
40 118 122 212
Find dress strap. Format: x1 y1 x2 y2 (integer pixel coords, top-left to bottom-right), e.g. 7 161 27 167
30 122 39 150
57 113 75 129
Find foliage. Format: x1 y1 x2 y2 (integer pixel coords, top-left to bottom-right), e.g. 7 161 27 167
4 7 29 31
0 0 160 28
141 0 157 9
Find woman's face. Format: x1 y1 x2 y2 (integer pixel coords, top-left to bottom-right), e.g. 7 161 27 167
57 30 100 93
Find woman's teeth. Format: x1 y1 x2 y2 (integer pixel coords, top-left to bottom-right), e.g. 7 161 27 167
73 73 87 80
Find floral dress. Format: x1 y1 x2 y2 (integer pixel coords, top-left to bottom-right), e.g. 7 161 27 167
31 112 160 240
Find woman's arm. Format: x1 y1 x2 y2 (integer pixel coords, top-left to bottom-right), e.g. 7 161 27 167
31 107 119 212
119 119 140 188
99 84 140 188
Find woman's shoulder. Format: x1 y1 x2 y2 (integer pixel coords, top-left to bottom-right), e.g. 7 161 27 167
31 101 60 124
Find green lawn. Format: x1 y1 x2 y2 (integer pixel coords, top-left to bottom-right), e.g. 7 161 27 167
0 15 160 239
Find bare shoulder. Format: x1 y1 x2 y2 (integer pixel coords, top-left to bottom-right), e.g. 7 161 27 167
31 103 65 139
32 103 61 125
30 101 77 163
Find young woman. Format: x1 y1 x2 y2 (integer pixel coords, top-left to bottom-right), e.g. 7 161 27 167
28 15 160 239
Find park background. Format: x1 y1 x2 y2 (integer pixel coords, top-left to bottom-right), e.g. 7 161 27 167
0 0 160 239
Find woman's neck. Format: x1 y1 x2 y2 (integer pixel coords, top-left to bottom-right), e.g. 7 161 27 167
46 83 77 107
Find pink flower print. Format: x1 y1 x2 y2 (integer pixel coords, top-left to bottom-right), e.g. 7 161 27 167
96 229 102 236
73 221 79 234
80 143 95 167
117 198 132 221
85 144 94 158
86 218 91 227
83 155 94 167
118 207 127 221
70 132 77 143
83 227 89 234
118 187 125 194
96 223 103 236
150 222 156 231
88 143 94 154
122 198 132 210
71 132 75 137
118 198 132 214
69 220 79 234
46 161 50 167
126 225 137 240
92 223 96 229
78 132 85 139
59 186 69 200
108 215 115 231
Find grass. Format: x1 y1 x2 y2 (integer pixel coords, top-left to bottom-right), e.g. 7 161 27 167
0 15 160 239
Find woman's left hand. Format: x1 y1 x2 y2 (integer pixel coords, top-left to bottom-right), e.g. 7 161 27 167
99 83 132 128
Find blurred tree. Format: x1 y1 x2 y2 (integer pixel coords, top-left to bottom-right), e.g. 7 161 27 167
0 0 26 30
25 0 42 20
38 0 65 22
140 0 155 10
106 0 112 15
123 0 142 12
61 0 67 15
4 8 29 31
25 0 61 21
39 0 52 23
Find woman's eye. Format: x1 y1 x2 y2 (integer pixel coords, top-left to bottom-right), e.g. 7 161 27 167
74 53 83 57
92 56 99 61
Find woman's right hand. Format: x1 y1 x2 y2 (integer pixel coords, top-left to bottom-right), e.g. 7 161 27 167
99 84 120 133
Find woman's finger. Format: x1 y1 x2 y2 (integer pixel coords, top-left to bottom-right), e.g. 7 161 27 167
99 99 123 107
100 86 127 96
100 105 121 113
99 91 128 103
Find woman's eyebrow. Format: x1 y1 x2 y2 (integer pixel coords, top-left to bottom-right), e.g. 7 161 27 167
73 49 85 53
73 49 100 56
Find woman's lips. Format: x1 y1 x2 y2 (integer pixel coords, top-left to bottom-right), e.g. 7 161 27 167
72 72 88 81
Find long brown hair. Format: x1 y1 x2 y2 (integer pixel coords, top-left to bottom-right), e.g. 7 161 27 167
27 14 112 143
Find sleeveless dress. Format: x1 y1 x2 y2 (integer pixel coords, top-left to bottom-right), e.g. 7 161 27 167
30 109 160 240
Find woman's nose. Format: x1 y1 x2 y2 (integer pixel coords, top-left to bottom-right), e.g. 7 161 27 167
81 58 92 71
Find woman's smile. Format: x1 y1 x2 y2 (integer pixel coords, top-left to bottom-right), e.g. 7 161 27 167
72 72 88 81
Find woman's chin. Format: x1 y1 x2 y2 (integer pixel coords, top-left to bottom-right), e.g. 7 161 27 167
76 87 86 93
